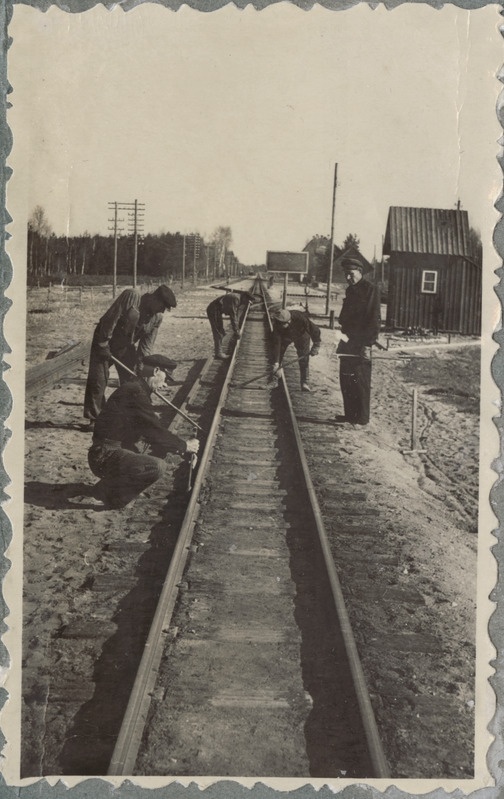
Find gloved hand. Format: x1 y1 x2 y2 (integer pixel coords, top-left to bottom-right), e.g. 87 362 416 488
97 343 112 360
310 344 320 356
186 438 200 455
235 332 241 340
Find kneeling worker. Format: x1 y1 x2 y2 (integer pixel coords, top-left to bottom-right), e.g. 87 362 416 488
271 308 321 391
88 354 199 509
206 291 254 359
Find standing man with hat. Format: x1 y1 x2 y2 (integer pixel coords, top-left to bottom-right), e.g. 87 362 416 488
337 258 381 425
206 290 254 359
88 355 199 509
83 284 177 429
271 308 321 392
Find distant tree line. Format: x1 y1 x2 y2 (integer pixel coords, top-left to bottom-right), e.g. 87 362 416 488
27 207 245 286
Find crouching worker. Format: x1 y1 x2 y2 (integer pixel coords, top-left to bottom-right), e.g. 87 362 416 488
84 284 177 429
206 291 254 359
88 355 199 509
271 308 321 392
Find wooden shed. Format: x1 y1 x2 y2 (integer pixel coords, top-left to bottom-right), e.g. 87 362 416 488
383 206 481 335
302 236 330 282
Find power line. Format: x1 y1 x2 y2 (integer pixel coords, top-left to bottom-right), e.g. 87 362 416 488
108 199 145 288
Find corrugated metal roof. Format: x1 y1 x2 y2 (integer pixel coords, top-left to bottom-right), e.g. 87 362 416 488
384 207 471 256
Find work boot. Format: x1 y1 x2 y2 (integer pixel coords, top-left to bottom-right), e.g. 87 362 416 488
301 382 311 392
216 350 231 360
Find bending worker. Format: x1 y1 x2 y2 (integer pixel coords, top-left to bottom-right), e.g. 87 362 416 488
206 291 254 359
271 308 321 392
337 258 381 425
84 284 177 429
88 354 199 509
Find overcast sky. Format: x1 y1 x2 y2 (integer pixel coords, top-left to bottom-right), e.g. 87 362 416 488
8 3 502 265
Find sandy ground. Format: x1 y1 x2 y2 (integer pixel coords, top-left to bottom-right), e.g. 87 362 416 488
20 278 480 778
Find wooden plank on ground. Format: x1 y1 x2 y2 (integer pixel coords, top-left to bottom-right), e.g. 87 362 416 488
26 340 90 397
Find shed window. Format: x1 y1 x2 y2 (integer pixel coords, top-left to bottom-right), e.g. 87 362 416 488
421 270 438 294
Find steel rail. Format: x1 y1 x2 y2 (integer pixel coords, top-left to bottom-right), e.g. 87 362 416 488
259 278 390 778
107 290 254 776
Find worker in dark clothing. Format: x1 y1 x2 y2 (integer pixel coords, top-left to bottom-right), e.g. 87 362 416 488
271 308 321 392
337 258 381 425
206 291 254 359
88 355 199 509
84 284 177 428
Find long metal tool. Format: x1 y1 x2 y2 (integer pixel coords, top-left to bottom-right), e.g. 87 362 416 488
235 350 408 390
232 354 307 389
109 354 203 432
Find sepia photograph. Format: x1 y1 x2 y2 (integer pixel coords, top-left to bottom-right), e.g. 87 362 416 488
3 0 501 789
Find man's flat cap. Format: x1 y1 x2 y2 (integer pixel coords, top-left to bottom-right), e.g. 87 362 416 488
272 309 291 324
240 292 256 304
143 354 177 373
153 284 177 308
341 258 364 273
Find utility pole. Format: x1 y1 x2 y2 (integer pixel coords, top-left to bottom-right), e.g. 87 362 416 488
182 235 186 289
109 200 145 289
192 234 201 286
107 202 124 298
325 163 338 316
128 199 145 288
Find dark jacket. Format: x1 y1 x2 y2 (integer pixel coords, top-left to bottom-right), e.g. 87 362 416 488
207 293 242 333
272 310 321 362
339 279 380 346
95 289 164 361
92 378 186 454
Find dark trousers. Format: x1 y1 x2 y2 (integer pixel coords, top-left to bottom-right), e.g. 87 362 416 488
338 341 372 424
88 441 166 507
207 304 225 356
281 332 311 385
83 328 136 421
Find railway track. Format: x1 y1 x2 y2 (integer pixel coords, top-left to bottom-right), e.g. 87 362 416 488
21 278 478 780
105 278 388 778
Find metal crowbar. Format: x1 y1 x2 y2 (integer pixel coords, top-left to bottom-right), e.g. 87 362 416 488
110 354 203 432
232 354 309 389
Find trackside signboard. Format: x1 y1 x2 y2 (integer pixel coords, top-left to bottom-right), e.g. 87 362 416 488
266 251 309 274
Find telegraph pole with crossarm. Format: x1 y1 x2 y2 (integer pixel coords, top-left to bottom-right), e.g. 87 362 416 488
107 202 124 298
109 199 145 289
